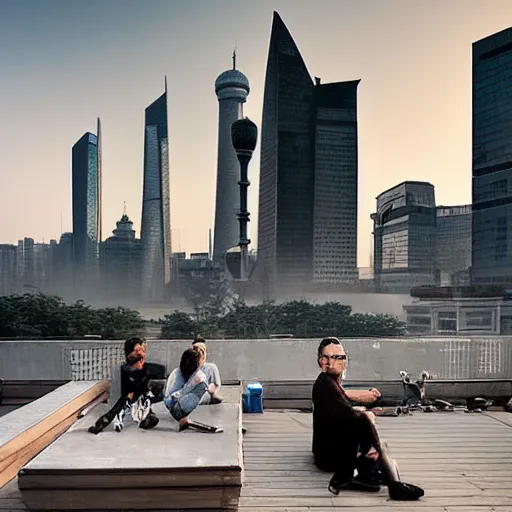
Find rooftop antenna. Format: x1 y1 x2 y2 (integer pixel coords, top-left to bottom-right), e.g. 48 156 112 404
232 41 237 70
164 75 168 95
123 201 127 216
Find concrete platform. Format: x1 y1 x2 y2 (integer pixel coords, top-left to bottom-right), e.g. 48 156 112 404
18 401 243 511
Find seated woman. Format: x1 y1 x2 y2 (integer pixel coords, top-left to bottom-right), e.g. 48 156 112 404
163 348 223 434
191 340 223 404
312 337 424 501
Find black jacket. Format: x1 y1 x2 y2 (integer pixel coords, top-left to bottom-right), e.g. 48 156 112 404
312 372 367 465
120 363 151 402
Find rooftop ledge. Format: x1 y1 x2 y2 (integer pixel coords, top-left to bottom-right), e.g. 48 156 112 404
1 336 512 382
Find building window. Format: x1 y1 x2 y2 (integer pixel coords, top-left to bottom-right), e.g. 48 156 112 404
438 311 457 332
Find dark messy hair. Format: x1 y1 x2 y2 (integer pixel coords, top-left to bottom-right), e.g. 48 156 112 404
124 336 146 358
317 337 342 359
180 348 201 382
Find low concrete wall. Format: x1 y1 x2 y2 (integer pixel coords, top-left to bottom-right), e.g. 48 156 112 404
1 336 512 381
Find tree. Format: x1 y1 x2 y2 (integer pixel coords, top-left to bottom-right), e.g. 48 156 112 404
0 294 144 340
175 298 405 339
161 311 198 339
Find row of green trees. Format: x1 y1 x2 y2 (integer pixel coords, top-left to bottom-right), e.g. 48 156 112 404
161 299 405 339
0 294 144 339
0 290 405 341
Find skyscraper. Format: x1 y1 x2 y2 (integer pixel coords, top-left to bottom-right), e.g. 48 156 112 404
313 80 359 285
472 27 512 285
72 119 101 289
257 12 359 294
213 53 250 262
371 181 437 293
140 81 172 301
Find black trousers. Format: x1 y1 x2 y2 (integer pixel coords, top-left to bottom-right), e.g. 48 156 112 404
314 416 388 484
90 396 128 432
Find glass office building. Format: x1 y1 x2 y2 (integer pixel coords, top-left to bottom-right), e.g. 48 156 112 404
371 182 437 293
140 85 172 302
472 27 512 285
72 127 101 289
257 12 359 295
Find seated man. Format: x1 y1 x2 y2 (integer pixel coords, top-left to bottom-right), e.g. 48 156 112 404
88 337 159 434
164 348 223 433
312 337 424 501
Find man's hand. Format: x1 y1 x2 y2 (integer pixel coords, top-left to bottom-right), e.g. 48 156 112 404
366 447 379 461
347 388 381 404
369 388 382 400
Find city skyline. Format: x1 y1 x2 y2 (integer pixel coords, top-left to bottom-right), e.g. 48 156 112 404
2 0 512 266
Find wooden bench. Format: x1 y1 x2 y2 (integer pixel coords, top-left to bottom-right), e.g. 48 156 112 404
18 384 244 511
0 380 109 488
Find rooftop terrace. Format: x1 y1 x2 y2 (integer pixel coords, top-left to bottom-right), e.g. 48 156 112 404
2 410 512 511
1 337 512 511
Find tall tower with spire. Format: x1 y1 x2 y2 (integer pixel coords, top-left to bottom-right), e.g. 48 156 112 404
213 51 250 263
140 79 172 302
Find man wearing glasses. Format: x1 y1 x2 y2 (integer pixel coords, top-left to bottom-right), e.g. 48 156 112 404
312 337 424 501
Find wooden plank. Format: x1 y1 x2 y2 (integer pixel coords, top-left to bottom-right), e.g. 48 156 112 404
0 381 109 488
21 487 241 510
19 470 242 489
239 508 512 512
239 496 512 507
240 487 512 497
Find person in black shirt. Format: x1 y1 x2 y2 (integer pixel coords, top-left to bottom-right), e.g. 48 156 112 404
312 337 424 501
88 337 159 434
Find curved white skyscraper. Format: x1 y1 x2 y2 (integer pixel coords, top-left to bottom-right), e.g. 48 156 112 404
213 54 250 262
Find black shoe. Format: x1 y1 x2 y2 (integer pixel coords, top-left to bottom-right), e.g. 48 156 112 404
242 427 247 434
139 413 159 430
88 416 109 435
328 475 381 495
388 481 425 501
188 420 223 433
210 394 223 405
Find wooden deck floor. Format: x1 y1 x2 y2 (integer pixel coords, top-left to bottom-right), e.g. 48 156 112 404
1 410 512 511
239 410 512 512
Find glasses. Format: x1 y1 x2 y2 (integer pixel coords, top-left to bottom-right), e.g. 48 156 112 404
321 354 347 362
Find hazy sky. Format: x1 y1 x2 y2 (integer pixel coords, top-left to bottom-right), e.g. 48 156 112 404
1 0 512 266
